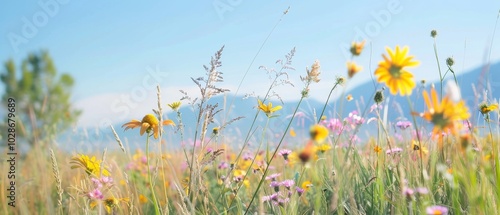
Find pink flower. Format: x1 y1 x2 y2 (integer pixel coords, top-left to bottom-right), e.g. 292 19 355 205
88 188 104 200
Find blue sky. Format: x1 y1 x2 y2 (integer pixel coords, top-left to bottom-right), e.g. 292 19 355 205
1 1 499 128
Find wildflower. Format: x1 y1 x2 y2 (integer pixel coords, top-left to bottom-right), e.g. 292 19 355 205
122 114 175 139
265 173 281 181
374 145 382 153
262 193 279 202
430 30 438 38
138 194 148 204
70 154 110 176
426 205 448 215
396 121 412 130
345 111 365 128
299 141 316 163
290 128 296 137
103 197 128 214
446 57 454 67
295 186 305 196
336 76 345 85
421 86 470 137
479 102 498 115
212 127 219 135
346 94 353 101
402 187 414 199
310 124 329 143
88 188 104 200
278 149 292 161
320 115 327 121
270 181 281 192
415 187 429 195
374 46 419 96
258 99 282 117
350 40 366 56
347 61 362 78
411 141 428 155
167 101 181 111
301 180 313 191
218 161 229 169
281 179 295 189
316 144 331 153
386 147 403 154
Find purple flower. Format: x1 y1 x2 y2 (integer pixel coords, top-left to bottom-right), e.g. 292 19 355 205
396 121 412 130
262 193 279 202
218 162 229 169
280 180 295 189
402 187 414 198
386 147 403 155
295 186 305 196
278 149 292 160
265 173 281 181
426 205 448 215
91 178 102 188
88 188 104 200
416 187 429 195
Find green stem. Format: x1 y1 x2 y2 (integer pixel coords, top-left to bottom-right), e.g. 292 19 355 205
318 83 339 123
433 38 444 98
244 92 307 214
146 135 161 215
406 96 424 182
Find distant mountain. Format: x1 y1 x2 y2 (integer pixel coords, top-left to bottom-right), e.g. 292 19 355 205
58 62 500 152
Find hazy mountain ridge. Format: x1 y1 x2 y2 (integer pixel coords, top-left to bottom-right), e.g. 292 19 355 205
59 62 500 152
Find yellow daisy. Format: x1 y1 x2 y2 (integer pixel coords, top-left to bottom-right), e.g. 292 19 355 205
70 154 110 176
258 99 282 117
374 46 419 96
309 124 329 143
350 40 366 56
421 86 469 138
347 61 362 78
122 114 175 139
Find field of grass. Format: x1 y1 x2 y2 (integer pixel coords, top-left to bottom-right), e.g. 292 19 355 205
2 31 500 215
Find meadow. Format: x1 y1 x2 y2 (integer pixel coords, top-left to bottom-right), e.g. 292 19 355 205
2 31 500 215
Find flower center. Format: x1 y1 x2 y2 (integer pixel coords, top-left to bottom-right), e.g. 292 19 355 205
389 65 402 78
431 112 449 129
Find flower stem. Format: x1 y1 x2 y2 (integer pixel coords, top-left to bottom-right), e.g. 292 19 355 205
146 135 161 215
318 83 339 123
433 38 444 98
245 93 306 214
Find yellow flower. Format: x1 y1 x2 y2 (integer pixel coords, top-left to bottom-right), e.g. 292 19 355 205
309 124 329 143
346 94 353 101
421 86 469 138
290 128 297 137
411 140 428 155
122 114 175 139
104 197 129 213
301 180 313 191
258 99 282 117
374 46 419 96
316 144 332 153
373 145 382 153
139 194 148 204
299 141 317 163
70 154 110 176
350 40 366 56
479 102 498 115
168 101 181 111
347 61 362 78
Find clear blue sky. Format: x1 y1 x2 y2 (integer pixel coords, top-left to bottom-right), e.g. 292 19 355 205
1 1 499 127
